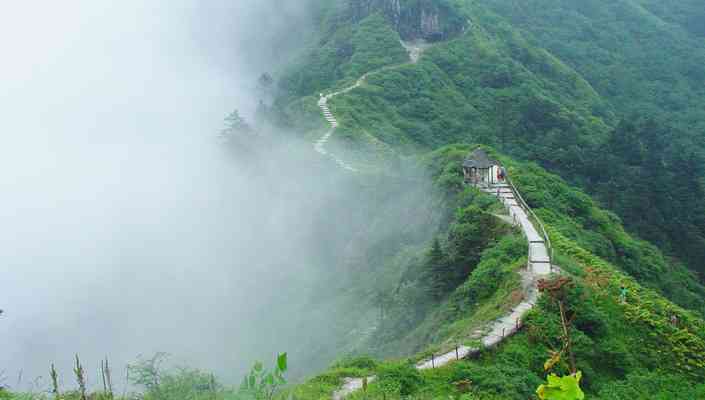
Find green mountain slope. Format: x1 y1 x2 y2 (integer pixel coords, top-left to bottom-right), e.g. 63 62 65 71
287 146 705 399
272 0 705 287
259 1 705 394
468 0 705 273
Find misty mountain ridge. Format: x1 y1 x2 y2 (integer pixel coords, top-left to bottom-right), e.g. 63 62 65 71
4 0 705 399
266 0 705 398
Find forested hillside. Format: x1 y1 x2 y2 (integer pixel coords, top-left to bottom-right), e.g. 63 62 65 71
260 0 705 396
272 0 705 286
6 1 704 399
288 146 705 399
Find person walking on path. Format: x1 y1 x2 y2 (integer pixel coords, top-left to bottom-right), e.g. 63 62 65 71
497 167 505 182
619 285 628 304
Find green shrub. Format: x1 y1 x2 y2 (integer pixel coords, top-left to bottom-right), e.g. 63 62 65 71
376 361 423 396
331 356 378 371
597 371 705 400
450 362 542 400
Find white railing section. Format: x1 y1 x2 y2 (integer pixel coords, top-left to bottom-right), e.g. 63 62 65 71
505 175 553 270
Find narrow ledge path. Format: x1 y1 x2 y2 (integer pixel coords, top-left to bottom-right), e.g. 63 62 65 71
333 182 553 400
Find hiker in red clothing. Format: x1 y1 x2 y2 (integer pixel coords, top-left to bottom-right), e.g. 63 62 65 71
497 167 507 182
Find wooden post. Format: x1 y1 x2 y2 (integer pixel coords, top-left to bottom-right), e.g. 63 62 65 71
431 354 435 368
456 345 459 360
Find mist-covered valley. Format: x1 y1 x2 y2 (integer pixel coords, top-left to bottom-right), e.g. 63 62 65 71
0 0 439 390
6 1 705 398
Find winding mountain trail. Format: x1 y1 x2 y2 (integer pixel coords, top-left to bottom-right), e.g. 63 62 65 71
316 75 369 172
332 182 553 400
316 40 554 400
315 41 428 170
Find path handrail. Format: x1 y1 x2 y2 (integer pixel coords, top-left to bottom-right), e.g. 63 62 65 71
505 175 553 267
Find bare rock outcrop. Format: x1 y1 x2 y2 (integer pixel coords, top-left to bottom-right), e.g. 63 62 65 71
348 0 462 41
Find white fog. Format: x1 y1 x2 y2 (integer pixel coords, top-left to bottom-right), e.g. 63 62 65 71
0 0 335 389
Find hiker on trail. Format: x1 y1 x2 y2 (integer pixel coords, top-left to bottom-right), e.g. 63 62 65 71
619 285 628 304
497 167 507 182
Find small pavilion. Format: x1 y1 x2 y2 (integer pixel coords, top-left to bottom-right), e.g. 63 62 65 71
462 148 501 186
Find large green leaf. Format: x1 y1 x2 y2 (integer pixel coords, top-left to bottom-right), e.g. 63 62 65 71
536 371 585 400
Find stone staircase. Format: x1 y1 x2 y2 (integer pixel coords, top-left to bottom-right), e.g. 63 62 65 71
332 180 554 399
481 183 552 275
314 40 430 172
314 39 556 399
316 92 357 172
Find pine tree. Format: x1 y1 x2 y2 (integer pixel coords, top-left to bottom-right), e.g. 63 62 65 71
427 238 451 300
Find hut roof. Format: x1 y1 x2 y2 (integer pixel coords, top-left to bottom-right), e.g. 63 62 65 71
463 148 499 169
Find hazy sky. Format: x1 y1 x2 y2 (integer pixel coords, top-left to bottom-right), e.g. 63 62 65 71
0 0 328 390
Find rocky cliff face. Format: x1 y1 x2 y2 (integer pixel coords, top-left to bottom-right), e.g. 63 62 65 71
348 0 463 41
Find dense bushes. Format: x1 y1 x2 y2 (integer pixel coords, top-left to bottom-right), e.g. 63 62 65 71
376 362 423 396
278 11 407 99
450 363 542 399
282 145 705 398
504 158 705 314
470 0 705 280
280 0 705 285
597 371 705 399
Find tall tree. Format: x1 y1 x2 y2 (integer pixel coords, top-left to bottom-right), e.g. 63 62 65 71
427 238 451 300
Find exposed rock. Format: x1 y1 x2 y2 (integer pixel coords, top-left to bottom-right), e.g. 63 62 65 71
419 8 441 38
348 0 462 41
